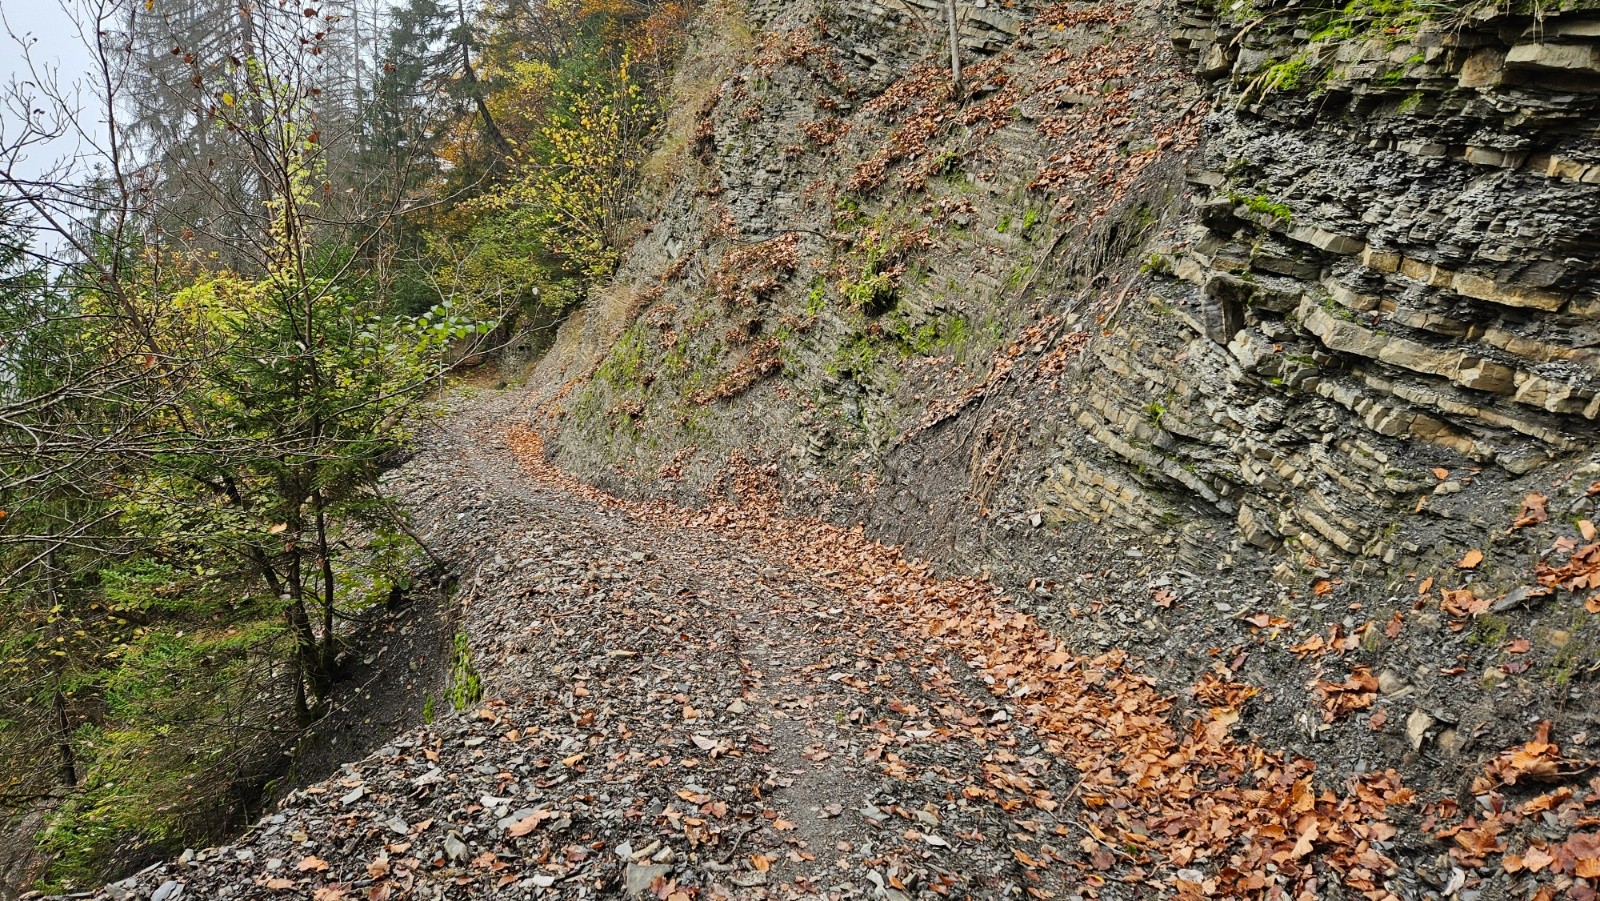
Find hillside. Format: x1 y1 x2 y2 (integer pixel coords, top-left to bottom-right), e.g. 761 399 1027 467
13 0 1600 897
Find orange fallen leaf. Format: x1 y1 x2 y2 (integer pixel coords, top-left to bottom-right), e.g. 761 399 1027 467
1418 576 1434 595
506 809 551 836
264 879 296 891
1522 844 1555 873
1459 549 1484 569
750 853 772 872
1290 822 1318 858
297 856 330 873
1582 520 1597 541
1441 589 1488 618
1432 467 1450 480
1511 493 1549 531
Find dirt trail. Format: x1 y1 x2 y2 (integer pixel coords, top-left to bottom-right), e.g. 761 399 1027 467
81 389 1420 901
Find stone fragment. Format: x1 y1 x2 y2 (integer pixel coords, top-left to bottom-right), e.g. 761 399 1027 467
1506 42 1600 75
624 863 673 897
1406 710 1436 750
1377 670 1408 696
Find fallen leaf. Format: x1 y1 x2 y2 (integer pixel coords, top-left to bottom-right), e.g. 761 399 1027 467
1432 467 1450 480
1522 844 1555 873
1583 520 1597 541
1511 493 1549 531
297 856 330 873
1291 822 1318 858
506 809 551 837
1459 549 1484 569
750 853 772 872
264 879 296 890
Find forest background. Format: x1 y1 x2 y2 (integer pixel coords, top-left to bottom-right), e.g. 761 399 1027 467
0 0 696 888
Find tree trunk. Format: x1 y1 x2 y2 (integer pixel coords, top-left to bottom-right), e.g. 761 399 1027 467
946 0 963 97
43 549 78 788
281 506 327 723
314 489 338 682
457 0 513 156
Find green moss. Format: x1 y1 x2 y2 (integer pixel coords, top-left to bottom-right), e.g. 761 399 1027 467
1003 263 1035 292
804 277 828 317
1261 57 1312 92
1468 614 1509 648
1142 252 1174 276
890 311 971 357
598 326 649 387
1307 0 1457 46
446 630 483 711
1230 192 1293 223
840 230 903 316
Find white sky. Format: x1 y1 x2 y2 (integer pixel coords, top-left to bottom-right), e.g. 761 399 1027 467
0 0 103 186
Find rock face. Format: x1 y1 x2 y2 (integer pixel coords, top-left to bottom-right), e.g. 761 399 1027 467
534 0 1600 581
1097 0 1600 564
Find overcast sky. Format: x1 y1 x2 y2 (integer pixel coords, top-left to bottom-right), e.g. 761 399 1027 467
1 0 105 185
